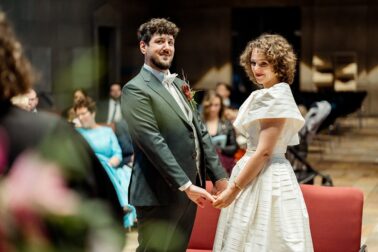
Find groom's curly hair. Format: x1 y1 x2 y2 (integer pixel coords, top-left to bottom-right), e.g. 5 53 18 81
240 34 297 85
137 18 179 44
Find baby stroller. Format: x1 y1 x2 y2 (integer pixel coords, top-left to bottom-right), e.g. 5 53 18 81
287 101 334 186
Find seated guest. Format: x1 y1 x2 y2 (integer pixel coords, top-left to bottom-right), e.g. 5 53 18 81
10 89 39 113
26 88 39 112
96 84 134 166
63 88 88 127
215 82 232 107
96 83 123 124
215 82 239 122
74 97 136 228
202 91 238 174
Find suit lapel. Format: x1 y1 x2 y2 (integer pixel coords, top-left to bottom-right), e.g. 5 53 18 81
174 80 205 138
141 68 190 125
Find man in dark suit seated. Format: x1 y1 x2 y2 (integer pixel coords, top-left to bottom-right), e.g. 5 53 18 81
97 83 123 124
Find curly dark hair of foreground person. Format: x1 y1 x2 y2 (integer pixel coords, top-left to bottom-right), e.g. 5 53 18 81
0 10 36 101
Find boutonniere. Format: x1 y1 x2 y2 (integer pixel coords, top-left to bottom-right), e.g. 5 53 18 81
181 71 197 110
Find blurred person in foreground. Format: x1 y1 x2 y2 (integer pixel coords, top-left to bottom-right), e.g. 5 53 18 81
122 18 228 251
0 10 123 251
10 94 30 111
212 34 313 251
201 90 238 174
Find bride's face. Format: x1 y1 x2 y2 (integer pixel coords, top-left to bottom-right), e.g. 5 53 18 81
250 49 279 88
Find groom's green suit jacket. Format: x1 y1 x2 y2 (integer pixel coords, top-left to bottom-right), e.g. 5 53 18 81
122 67 227 206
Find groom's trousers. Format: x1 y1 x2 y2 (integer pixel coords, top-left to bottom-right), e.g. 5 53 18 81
135 193 197 252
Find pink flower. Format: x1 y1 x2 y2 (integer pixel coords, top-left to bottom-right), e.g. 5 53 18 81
2 151 79 215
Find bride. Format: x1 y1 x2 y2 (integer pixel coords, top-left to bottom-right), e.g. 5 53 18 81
212 34 314 252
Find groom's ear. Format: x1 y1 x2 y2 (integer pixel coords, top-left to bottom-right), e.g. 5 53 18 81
140 41 147 55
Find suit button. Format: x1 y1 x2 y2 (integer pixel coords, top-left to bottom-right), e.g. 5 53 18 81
192 152 197 159
189 133 194 139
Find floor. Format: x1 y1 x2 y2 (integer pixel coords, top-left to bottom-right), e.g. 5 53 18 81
123 116 378 251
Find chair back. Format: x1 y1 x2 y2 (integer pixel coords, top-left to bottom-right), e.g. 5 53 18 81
301 184 364 252
187 181 221 250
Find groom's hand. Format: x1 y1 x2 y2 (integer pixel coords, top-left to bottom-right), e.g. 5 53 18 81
211 179 228 196
184 185 215 208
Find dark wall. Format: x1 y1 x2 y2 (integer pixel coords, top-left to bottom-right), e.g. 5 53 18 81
301 0 378 114
231 7 301 105
1 0 108 112
105 0 378 115
118 1 232 92
2 0 378 114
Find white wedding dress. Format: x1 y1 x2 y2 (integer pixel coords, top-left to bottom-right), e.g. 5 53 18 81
213 83 314 252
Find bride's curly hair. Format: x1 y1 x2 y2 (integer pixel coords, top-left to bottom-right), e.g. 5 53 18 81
240 34 297 85
0 11 35 101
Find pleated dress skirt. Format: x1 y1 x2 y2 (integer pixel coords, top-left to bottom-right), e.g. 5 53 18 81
213 151 314 252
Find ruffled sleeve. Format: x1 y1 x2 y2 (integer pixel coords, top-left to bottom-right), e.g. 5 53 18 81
233 83 304 146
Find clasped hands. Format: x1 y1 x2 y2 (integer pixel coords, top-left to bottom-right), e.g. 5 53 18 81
184 180 240 209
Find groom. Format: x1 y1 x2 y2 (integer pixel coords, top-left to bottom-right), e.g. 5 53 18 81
122 18 228 251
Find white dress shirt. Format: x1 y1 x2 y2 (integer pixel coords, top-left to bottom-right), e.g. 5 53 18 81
107 98 122 124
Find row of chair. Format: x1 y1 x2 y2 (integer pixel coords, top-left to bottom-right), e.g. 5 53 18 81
187 181 366 252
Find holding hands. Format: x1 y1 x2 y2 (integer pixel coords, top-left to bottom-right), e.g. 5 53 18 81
212 182 241 209
185 179 241 209
185 185 215 208
211 179 228 196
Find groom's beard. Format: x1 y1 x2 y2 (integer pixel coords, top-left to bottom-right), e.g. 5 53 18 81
151 54 172 70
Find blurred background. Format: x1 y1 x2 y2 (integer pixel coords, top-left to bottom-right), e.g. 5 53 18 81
1 1 378 251
1 0 377 116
